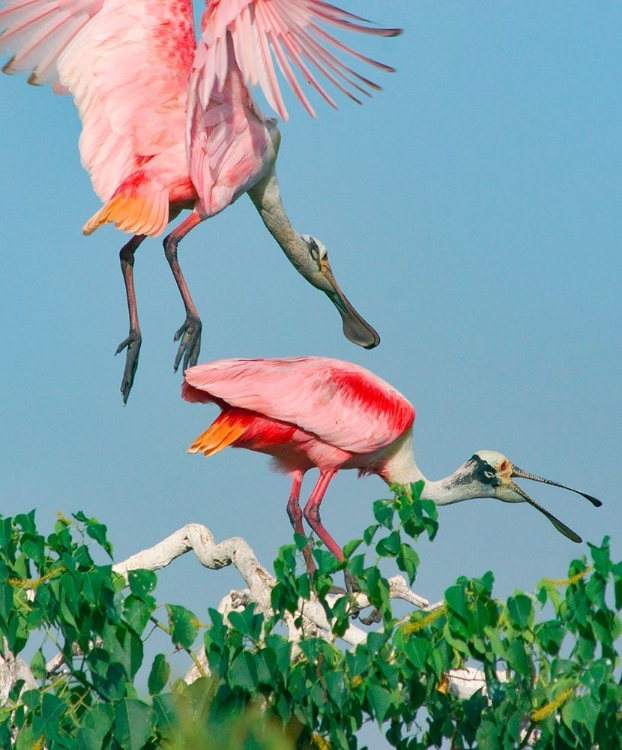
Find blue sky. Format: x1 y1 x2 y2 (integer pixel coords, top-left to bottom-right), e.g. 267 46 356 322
1 0 620 679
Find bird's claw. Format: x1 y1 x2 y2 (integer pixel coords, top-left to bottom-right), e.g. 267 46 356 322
344 569 359 596
115 329 142 405
359 608 382 626
173 315 202 373
342 570 381 623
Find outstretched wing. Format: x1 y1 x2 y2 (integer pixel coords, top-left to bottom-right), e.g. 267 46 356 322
182 357 415 454
57 0 196 201
1 0 196 203
195 0 401 121
0 0 104 90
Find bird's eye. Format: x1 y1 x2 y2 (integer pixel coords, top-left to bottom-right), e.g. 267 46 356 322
499 460 508 472
308 238 320 263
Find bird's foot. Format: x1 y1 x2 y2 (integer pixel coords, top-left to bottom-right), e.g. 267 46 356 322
173 315 202 373
343 570 382 624
359 608 382 626
344 569 359 596
116 329 142 404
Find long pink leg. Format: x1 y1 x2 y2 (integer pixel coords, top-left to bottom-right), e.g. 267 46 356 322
286 470 316 571
163 210 205 373
116 234 147 404
302 470 342 561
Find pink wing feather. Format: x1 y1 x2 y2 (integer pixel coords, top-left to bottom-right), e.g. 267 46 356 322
182 357 415 454
0 0 104 90
196 0 401 120
56 0 195 202
187 35 275 217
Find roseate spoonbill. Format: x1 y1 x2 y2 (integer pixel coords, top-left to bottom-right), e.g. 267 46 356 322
0 0 396 402
182 357 602 566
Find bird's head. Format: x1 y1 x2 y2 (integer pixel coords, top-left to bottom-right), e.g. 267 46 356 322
460 450 602 542
299 234 380 350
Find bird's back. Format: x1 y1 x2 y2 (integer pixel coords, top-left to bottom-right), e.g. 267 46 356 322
183 357 415 455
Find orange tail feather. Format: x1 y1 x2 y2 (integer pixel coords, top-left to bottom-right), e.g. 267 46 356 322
187 413 249 456
83 184 168 237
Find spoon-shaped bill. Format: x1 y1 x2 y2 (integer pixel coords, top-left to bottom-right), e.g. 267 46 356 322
511 465 602 507
506 479 583 543
321 264 380 349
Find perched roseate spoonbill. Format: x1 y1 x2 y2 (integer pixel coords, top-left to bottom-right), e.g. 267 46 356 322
0 1 396 402
182 357 602 565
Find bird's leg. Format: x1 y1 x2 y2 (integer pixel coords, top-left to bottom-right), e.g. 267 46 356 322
116 234 147 404
286 471 316 573
303 470 342 561
303 471 368 604
163 210 205 373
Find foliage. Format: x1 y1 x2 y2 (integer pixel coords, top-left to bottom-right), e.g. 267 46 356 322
0 489 620 749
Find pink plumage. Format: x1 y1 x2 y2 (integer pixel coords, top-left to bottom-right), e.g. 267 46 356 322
1 0 390 401
182 356 415 564
183 357 603 562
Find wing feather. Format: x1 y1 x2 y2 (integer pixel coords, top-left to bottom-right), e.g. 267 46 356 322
183 357 415 455
55 0 195 200
187 36 274 217
0 0 104 89
199 0 401 121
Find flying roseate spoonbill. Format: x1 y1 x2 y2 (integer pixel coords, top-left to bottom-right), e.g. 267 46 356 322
182 357 602 566
0 1 396 402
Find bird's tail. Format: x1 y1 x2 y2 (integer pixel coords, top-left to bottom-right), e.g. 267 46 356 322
83 174 169 237
187 413 249 457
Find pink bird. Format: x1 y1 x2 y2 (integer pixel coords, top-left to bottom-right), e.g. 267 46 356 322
182 356 601 568
0 0 397 402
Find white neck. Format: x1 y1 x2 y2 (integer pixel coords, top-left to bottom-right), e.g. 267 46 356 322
381 430 477 506
247 168 311 276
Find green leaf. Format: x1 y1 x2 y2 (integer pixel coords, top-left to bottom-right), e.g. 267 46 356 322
0 584 13 628
128 569 157 599
228 603 263 641
148 654 170 696
113 698 154 750
367 632 387 660
363 524 380 545
78 704 114 750
21 689 39 710
475 719 501 747
536 620 565 655
405 637 429 670
372 500 394 529
376 530 401 557
29 649 46 680
506 638 531 677
445 584 468 620
124 594 153 635
228 651 258 692
112 627 144 680
167 604 199 649
589 539 611 577
152 694 177 740
86 520 113 557
20 537 45 566
32 693 66 740
396 543 419 584
507 594 533 630
325 671 346 710
15 513 37 537
342 538 363 558
367 684 393 723
264 635 292 675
